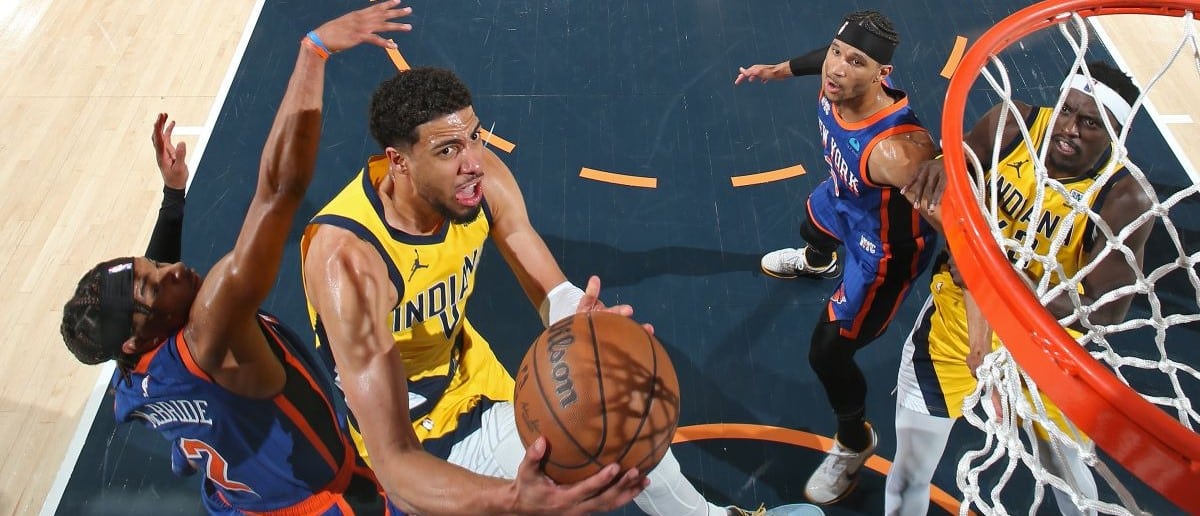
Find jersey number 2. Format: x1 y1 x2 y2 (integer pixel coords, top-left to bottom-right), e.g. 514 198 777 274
179 438 257 494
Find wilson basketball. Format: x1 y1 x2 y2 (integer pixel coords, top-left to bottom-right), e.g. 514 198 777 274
513 311 680 484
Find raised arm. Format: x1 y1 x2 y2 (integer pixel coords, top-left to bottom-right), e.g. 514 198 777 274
186 2 413 388
145 113 188 263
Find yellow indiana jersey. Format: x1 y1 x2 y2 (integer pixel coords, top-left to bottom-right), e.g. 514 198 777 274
300 156 514 455
989 106 1125 284
914 106 1125 434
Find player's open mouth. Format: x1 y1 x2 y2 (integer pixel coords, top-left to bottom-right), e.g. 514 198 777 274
455 179 483 207
1053 137 1078 156
825 79 841 94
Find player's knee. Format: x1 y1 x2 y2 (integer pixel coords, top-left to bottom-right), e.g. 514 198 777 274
808 322 852 372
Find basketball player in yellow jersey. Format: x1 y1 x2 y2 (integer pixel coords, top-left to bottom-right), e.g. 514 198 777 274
884 61 1153 516
302 67 767 515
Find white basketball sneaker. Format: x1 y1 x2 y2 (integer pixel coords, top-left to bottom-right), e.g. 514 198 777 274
804 424 877 505
760 247 840 280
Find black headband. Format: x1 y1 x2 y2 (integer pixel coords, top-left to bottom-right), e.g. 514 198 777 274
98 258 135 359
834 20 896 65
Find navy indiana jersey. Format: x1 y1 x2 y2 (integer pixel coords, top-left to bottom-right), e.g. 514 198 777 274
113 312 360 515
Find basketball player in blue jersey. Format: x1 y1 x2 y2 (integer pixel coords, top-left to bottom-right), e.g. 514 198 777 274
886 62 1151 516
301 68 773 515
58 3 415 513
734 10 938 505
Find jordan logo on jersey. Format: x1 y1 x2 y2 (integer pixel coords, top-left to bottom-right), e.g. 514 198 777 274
393 246 482 337
409 249 429 281
1006 159 1029 178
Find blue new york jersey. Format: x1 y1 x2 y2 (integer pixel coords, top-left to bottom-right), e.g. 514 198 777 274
807 84 938 339
113 312 360 515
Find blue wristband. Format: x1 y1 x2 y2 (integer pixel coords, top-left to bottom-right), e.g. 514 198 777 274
306 30 331 54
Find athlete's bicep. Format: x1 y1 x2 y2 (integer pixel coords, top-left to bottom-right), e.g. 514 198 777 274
870 134 935 188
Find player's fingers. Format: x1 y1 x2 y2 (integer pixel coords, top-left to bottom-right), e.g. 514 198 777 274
641 322 654 335
577 275 602 312
601 304 634 317
563 463 622 503
516 437 548 480
577 467 644 513
382 21 413 33
363 34 398 49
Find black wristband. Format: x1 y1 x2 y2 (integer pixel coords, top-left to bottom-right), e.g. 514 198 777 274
788 46 827 77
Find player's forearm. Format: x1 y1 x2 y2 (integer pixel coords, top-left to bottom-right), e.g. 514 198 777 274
372 447 515 515
258 44 326 203
965 291 992 355
145 186 185 262
497 229 568 311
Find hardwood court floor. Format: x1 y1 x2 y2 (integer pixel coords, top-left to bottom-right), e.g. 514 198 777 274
0 1 1194 514
0 1 255 514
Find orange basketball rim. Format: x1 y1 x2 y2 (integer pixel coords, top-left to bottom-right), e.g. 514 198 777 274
940 0 1200 512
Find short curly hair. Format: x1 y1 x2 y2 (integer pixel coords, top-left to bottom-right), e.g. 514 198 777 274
368 67 473 151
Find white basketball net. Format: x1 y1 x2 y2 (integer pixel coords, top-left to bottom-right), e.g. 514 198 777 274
954 9 1200 516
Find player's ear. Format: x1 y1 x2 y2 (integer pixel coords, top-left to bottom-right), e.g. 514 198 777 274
877 64 893 82
385 147 410 176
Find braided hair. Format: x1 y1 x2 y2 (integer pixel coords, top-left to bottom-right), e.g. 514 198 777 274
61 258 151 383
844 10 900 46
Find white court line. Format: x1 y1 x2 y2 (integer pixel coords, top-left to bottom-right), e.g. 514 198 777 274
1091 17 1200 186
170 125 206 137
37 1 267 514
1158 114 1195 125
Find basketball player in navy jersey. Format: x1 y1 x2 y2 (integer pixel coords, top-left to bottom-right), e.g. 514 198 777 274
58 3 414 513
887 62 1149 516
735 10 939 505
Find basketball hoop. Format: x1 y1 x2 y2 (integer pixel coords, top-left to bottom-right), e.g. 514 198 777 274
941 0 1200 513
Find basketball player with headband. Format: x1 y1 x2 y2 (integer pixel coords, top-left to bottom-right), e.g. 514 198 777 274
888 62 1149 516
735 10 939 505
58 3 415 512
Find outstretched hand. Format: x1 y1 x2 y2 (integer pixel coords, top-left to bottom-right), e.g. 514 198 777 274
511 437 647 515
576 276 655 335
734 63 784 85
152 113 188 190
311 0 414 53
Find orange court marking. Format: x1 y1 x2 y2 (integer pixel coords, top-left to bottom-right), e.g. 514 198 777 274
673 423 968 515
579 168 658 188
729 164 806 187
940 36 969 79
385 44 410 70
480 128 516 153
